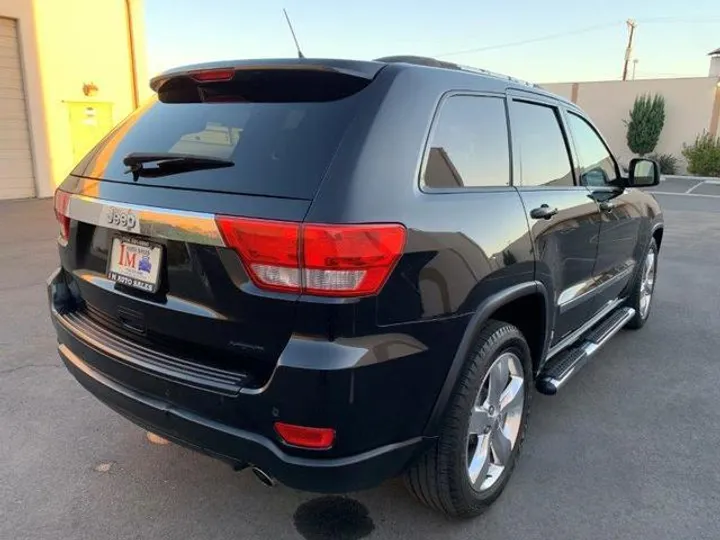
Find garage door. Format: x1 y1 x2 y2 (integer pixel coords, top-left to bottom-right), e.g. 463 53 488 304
0 18 34 199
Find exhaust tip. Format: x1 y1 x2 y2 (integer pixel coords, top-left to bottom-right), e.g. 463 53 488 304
251 466 276 487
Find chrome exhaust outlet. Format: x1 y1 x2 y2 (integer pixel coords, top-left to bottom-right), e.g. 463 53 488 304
251 466 276 487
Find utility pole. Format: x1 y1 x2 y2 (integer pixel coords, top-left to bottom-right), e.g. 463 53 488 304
622 19 637 81
632 58 638 80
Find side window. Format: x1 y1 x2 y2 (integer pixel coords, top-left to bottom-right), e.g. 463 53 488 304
512 101 574 187
566 113 619 187
423 95 510 188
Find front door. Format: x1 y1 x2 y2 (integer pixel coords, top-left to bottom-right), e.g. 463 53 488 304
564 112 642 309
509 96 601 346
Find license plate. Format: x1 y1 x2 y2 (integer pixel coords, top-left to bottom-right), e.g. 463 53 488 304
108 236 163 293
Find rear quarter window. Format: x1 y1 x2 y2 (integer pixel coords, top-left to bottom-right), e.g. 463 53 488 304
422 94 510 189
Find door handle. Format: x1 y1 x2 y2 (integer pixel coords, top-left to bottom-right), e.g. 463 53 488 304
599 201 616 213
530 204 558 220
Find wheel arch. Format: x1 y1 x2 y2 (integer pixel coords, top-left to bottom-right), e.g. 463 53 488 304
652 223 664 251
423 281 550 437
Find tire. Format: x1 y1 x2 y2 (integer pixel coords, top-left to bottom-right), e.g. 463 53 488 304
404 320 532 518
625 238 658 330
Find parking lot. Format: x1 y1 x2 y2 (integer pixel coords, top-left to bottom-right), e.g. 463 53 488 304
2 186 720 540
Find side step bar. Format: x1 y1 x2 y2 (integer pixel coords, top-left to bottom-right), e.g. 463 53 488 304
536 307 636 395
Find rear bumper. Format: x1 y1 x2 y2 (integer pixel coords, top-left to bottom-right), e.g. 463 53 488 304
48 268 429 492
58 343 422 492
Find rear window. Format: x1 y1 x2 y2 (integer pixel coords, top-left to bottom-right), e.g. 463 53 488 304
72 71 371 199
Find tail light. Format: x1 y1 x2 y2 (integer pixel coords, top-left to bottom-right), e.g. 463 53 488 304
215 217 406 297
54 189 71 241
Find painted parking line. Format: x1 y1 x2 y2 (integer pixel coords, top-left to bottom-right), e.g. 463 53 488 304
649 178 720 198
656 178 703 193
690 182 720 197
648 191 720 199
685 182 703 194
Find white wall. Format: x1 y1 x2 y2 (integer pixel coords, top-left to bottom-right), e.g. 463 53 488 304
544 77 720 170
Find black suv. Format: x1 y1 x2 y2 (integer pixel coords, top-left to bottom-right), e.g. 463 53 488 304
48 56 663 517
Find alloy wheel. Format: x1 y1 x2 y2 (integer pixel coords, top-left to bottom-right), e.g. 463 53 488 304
466 352 525 491
639 250 656 319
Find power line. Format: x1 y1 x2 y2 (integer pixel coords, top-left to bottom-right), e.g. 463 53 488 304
434 22 622 58
641 16 720 24
433 16 720 59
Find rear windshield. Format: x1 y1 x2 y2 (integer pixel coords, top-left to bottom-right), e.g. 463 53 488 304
72 74 369 199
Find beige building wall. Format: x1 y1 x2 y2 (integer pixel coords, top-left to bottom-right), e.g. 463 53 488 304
32 0 147 196
0 0 146 198
544 77 720 171
542 82 574 101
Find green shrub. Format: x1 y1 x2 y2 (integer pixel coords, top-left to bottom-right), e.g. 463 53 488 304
648 153 679 175
682 132 720 177
625 94 666 156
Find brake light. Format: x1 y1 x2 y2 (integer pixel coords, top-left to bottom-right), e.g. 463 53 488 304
189 68 235 83
274 422 335 450
54 189 71 241
215 217 406 297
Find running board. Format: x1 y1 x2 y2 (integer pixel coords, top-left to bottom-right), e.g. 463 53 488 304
536 307 636 395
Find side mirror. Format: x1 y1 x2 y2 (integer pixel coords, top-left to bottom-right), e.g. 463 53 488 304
627 158 660 187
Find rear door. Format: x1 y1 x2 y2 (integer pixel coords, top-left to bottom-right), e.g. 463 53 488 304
564 110 643 309
58 66 375 384
508 95 602 345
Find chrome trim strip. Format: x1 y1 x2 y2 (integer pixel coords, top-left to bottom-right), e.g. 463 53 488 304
72 270 228 320
66 195 225 247
558 265 634 314
547 297 624 360
557 277 596 313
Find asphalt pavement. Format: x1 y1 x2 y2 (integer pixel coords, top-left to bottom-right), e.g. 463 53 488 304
2 187 720 540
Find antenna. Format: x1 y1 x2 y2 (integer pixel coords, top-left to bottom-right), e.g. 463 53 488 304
283 9 305 59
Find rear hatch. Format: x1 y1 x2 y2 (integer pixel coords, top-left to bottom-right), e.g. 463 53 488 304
55 62 383 387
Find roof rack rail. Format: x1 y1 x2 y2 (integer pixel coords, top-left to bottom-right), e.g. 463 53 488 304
374 55 538 88
455 64 538 88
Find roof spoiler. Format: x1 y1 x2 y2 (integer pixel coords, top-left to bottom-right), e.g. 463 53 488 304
150 59 385 92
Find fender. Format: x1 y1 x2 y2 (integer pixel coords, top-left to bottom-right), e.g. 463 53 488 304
423 280 550 436
625 220 664 296
651 221 664 247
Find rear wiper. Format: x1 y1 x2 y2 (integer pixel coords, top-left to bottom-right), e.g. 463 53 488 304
122 152 234 181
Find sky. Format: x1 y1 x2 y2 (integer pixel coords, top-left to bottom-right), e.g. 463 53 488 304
144 0 720 84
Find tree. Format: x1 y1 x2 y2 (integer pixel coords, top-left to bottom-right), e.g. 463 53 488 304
625 93 666 156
